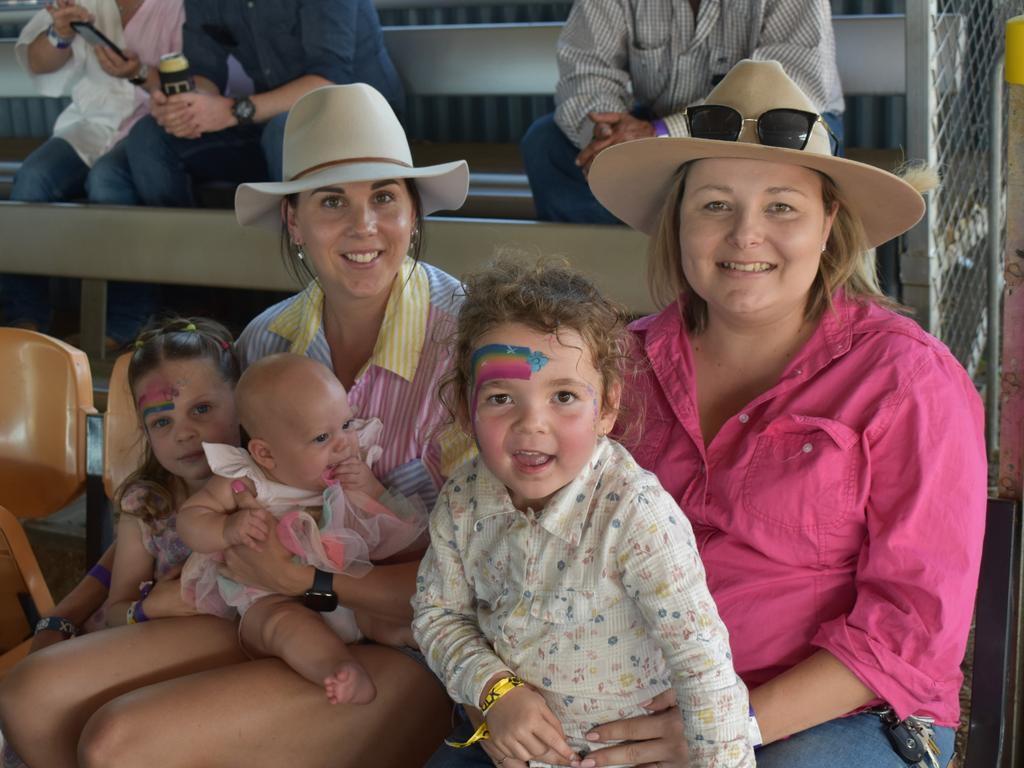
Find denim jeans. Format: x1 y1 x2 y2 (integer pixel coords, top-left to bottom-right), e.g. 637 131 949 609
520 111 846 225
122 112 288 208
425 708 954 768
3 137 155 343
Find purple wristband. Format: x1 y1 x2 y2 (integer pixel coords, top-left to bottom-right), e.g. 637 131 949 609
132 599 149 623
651 118 669 137
88 562 112 590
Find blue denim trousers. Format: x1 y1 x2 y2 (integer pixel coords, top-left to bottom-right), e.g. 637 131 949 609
520 111 846 225
424 707 954 768
120 111 288 207
3 137 155 343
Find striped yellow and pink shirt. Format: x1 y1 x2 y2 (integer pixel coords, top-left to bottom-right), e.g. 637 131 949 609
236 259 474 509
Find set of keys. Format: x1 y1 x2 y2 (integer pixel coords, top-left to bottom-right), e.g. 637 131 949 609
876 707 942 768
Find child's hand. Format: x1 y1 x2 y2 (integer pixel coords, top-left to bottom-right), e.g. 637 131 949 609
332 458 386 499
223 507 269 550
485 685 576 764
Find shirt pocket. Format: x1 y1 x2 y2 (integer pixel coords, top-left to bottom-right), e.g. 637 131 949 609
708 43 743 84
629 42 671 103
742 414 860 530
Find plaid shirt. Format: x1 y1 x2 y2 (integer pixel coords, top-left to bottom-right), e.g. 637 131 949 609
554 0 844 148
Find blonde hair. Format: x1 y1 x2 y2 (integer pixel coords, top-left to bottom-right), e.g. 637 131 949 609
647 162 934 332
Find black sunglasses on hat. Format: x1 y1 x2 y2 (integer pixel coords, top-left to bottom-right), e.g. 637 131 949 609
684 104 840 156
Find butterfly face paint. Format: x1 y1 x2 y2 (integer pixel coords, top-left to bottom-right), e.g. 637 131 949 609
469 344 549 421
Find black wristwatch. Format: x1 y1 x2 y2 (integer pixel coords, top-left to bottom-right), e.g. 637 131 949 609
303 568 338 612
231 96 256 126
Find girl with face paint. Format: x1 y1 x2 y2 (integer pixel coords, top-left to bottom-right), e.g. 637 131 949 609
0 317 242 768
412 260 754 768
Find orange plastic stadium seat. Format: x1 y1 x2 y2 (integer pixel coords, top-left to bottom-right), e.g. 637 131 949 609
0 328 96 519
0 504 55 676
102 352 144 499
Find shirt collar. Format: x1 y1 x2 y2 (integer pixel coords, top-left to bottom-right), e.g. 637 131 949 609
266 258 430 382
475 438 614 546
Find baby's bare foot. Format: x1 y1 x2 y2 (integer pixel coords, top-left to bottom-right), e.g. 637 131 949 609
324 660 377 705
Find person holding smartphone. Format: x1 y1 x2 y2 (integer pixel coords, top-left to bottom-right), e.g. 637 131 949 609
113 0 405 208
3 0 184 348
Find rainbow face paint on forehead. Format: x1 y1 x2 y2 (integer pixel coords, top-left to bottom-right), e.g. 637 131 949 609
137 383 180 422
470 343 549 417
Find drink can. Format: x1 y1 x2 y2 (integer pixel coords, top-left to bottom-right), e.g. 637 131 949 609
158 52 194 95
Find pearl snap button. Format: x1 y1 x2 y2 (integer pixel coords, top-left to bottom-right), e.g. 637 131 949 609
738 413 749 423
802 443 813 453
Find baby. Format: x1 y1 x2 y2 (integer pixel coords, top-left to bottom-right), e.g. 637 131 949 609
179 353 425 705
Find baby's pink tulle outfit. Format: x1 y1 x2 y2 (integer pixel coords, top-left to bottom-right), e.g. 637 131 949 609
180 419 426 641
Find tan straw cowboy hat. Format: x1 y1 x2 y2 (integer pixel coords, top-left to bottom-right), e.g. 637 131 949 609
236 83 469 229
588 59 926 248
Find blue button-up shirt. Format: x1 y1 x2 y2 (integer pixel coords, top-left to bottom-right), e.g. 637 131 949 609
183 0 404 111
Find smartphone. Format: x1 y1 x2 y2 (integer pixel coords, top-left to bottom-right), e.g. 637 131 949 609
69 21 129 61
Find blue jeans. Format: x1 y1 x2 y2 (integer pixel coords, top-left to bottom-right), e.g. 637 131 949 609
425 708 954 768
122 112 288 208
3 137 155 343
520 111 846 224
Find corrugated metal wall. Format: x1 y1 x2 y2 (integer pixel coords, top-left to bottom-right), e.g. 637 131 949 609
0 0 905 147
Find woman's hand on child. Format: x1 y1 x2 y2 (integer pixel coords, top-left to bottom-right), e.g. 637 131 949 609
223 507 270 550
485 684 577 764
221 523 311 596
569 689 688 768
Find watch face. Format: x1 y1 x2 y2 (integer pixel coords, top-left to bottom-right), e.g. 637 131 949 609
234 98 255 121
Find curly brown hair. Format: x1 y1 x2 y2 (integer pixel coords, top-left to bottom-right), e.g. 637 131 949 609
441 257 632 431
115 316 240 522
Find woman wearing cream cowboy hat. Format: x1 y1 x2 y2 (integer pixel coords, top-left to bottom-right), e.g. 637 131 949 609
2 84 473 768
569 60 984 768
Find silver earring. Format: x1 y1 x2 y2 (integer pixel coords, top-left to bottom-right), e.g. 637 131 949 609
295 243 305 260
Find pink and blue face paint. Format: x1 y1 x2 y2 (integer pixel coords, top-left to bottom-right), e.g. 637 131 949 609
469 343 549 422
137 384 179 426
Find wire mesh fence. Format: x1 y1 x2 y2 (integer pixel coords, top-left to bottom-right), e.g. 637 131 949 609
924 0 1016 374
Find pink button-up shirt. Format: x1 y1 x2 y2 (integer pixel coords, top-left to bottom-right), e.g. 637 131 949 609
624 292 986 727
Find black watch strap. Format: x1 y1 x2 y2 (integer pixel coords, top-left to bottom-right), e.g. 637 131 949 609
232 96 256 126
303 568 338 612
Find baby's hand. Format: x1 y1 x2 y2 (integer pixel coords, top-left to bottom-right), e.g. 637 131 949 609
485 685 576 764
332 458 386 499
223 507 269 550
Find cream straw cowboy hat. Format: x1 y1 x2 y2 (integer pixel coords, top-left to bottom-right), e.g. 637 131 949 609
236 83 469 229
588 59 926 248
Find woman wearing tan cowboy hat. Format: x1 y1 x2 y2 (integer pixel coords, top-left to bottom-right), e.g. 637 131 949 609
570 60 984 768
0 84 473 768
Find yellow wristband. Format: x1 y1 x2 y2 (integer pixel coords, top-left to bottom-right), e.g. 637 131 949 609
481 674 525 713
445 721 489 748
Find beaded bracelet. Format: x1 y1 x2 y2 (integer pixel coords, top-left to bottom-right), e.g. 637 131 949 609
34 616 78 638
126 600 149 625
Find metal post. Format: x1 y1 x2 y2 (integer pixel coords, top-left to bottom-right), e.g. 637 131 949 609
902 0 939 333
989 55 1005 456
998 15 1024 768
999 19 1024 501
79 278 107 361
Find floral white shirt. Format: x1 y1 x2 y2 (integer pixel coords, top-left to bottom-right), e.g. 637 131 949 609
412 438 754 767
